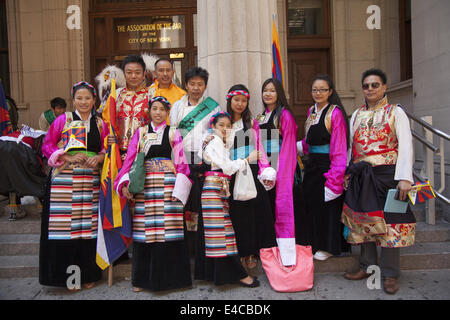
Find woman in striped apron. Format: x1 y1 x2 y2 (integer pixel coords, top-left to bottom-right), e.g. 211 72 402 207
39 82 109 290
194 112 260 287
297 74 350 261
225 84 277 272
115 96 193 292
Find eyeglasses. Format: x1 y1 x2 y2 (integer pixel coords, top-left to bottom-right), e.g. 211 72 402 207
362 82 381 90
312 88 330 94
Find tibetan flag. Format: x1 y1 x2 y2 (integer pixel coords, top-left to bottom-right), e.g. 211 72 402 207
408 180 436 205
272 18 284 88
61 126 87 152
96 77 132 270
0 82 12 137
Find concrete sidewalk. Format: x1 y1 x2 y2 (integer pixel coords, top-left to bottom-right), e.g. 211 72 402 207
1 269 449 301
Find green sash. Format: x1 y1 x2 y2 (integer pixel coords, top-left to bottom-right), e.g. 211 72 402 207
67 150 97 157
44 109 56 125
178 97 219 136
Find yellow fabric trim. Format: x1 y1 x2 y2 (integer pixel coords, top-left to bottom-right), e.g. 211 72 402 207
96 253 110 271
325 105 337 134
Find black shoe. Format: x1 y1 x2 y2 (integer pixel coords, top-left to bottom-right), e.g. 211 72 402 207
239 277 260 288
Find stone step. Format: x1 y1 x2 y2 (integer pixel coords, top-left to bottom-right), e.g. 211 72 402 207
0 234 40 256
0 216 41 235
0 211 448 236
1 241 450 279
0 221 448 257
0 255 39 278
313 241 450 274
415 221 450 242
412 204 443 222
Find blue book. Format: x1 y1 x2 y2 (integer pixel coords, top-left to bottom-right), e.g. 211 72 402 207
384 189 409 213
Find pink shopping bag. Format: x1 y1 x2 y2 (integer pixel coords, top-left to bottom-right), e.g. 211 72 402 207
260 245 314 292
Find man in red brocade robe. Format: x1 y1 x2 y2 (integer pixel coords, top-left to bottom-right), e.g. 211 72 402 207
107 55 150 159
342 69 415 295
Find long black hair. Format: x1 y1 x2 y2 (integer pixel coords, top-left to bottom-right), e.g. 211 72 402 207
261 78 294 129
226 84 252 130
311 74 350 147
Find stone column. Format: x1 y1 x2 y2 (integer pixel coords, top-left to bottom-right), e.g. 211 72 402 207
197 0 278 116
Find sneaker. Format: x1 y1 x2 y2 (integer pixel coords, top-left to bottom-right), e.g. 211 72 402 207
8 206 25 221
313 250 333 261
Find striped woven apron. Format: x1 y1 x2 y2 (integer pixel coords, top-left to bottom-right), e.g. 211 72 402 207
133 158 184 243
48 163 100 240
201 172 238 258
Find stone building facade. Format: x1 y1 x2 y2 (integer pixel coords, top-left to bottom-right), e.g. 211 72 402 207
1 0 449 142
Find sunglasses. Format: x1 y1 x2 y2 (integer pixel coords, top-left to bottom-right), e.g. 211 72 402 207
362 82 382 90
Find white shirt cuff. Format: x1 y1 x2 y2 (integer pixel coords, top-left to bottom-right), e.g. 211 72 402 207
297 141 304 156
324 186 341 202
258 167 277 191
115 173 130 196
172 173 192 206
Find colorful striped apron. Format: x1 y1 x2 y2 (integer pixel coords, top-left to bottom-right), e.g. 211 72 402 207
201 172 238 258
133 159 184 243
48 164 100 240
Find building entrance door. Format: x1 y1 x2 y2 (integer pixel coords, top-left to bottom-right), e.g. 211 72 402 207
288 50 328 139
285 0 331 139
89 0 197 88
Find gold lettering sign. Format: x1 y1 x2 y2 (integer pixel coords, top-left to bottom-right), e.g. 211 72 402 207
114 16 186 50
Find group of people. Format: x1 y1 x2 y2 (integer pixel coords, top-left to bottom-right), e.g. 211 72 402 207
35 53 415 295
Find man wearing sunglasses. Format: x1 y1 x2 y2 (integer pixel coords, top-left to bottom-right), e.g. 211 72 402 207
341 68 415 295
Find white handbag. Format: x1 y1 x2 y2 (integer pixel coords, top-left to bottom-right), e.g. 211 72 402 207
233 160 257 201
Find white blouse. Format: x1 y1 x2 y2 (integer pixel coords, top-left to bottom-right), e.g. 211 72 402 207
202 133 247 176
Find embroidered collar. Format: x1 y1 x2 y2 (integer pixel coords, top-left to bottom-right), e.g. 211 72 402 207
264 108 274 115
124 82 148 94
74 109 92 123
313 103 330 114
232 118 244 131
183 94 206 108
364 95 389 111
151 121 167 133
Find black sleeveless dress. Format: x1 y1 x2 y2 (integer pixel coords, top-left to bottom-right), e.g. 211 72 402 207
228 121 277 257
131 125 192 291
39 112 102 287
303 105 350 255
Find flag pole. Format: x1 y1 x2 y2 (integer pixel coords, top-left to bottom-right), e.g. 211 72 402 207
108 265 113 287
108 70 116 288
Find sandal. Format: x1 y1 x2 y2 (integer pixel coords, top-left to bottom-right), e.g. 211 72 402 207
133 287 143 292
82 282 96 290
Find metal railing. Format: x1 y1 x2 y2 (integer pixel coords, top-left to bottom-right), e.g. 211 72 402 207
406 110 450 224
